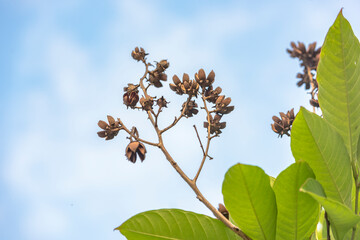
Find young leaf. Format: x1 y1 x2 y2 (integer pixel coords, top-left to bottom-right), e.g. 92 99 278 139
222 163 277 240
301 178 360 240
291 107 352 208
116 209 241 240
273 162 319 240
317 10 360 164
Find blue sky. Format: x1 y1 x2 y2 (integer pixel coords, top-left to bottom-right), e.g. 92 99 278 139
1 0 360 239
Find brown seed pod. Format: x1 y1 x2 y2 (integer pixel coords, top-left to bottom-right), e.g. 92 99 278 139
125 141 146 163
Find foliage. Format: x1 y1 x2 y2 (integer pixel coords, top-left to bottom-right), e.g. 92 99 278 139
97 10 360 240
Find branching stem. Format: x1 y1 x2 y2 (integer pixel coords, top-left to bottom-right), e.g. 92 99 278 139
119 59 251 239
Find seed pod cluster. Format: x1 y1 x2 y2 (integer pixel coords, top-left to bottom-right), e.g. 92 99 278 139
148 60 169 88
271 109 295 137
182 100 199 117
140 95 154 111
123 84 139 109
97 115 122 140
287 42 321 109
131 47 147 62
170 73 199 97
287 42 320 70
98 47 235 164
204 114 226 134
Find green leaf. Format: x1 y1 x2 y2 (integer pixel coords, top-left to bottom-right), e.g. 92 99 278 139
116 209 241 240
222 163 277 240
301 178 360 240
317 10 360 164
273 162 319 240
291 107 352 208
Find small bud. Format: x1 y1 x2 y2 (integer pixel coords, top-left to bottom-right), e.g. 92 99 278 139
157 96 169 108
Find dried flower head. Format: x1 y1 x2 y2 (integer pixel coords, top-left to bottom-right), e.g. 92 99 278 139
97 115 122 140
182 100 199 117
149 71 167 88
169 73 199 97
271 108 295 137
125 141 146 163
204 86 222 103
140 95 154 111
169 75 184 95
156 96 169 108
204 114 226 134
131 47 147 62
123 91 139 108
296 71 313 90
215 96 234 115
195 69 215 88
123 84 140 108
287 42 321 69
156 60 169 72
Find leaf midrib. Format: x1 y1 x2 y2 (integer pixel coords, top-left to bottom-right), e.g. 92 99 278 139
303 114 347 206
238 165 267 240
339 15 356 163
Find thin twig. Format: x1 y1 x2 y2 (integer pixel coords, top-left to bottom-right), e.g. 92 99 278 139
193 125 206 156
193 94 213 182
117 118 159 147
160 96 192 134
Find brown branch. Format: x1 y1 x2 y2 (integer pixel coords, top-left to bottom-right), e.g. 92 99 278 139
193 125 206 156
160 96 192 134
157 141 250 240
117 118 159 147
126 58 250 239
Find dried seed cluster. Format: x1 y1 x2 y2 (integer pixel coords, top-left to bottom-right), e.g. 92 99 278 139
271 42 322 138
97 116 122 140
169 68 233 135
287 42 321 108
271 109 295 137
97 46 235 163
